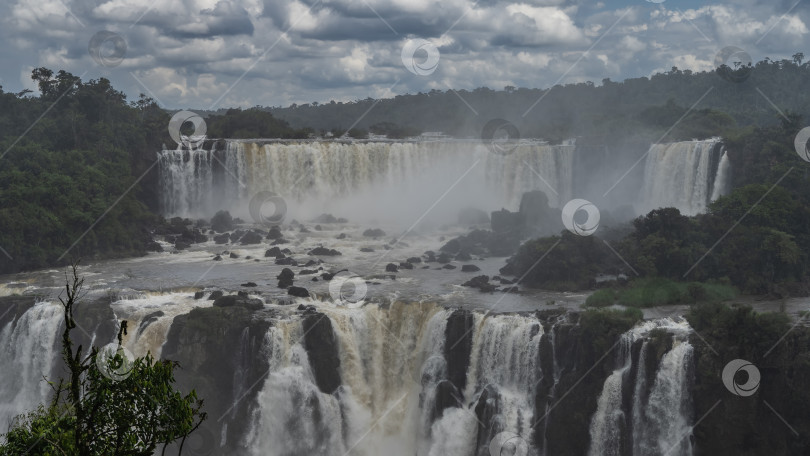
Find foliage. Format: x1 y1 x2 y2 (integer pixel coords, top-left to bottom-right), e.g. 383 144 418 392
584 289 616 308
204 107 311 138
579 308 643 354
0 265 206 455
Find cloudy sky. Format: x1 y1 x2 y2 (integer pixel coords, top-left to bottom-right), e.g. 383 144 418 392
0 0 807 109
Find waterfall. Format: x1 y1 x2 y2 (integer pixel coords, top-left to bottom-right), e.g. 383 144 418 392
0 302 63 435
156 141 575 220
638 139 723 216
710 150 731 202
588 318 694 456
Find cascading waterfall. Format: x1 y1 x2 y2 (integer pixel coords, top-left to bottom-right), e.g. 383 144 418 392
710 150 731 201
157 141 575 219
588 318 694 456
0 302 63 434
637 139 725 216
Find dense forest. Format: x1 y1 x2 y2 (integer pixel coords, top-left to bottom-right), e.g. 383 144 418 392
1 57 809 284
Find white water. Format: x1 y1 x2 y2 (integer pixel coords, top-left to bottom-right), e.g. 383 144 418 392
588 318 693 456
157 141 575 222
0 302 63 434
638 139 724 216
710 150 731 201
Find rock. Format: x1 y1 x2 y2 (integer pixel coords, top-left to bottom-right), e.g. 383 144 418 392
145 241 163 252
275 257 298 266
442 264 456 270
385 263 398 273
302 313 342 394
175 240 192 250
462 275 497 292
360 247 375 253
230 230 245 243
407 257 422 264
239 231 263 245
287 286 310 298
237 291 248 297
432 380 463 421
211 210 234 233
336 233 347 239
399 262 414 270
491 209 524 234
314 225 322 231
363 228 386 238
424 251 436 262
445 309 474 392
461 264 481 272
440 238 461 254
277 268 295 288
299 226 311 233
271 238 289 245
422 265 430 269
281 248 292 254
308 246 342 256
240 282 257 287
212 295 263 311
311 277 319 282
455 251 472 261
213 233 230 244
193 291 205 299
266 226 283 239
303 259 318 267
297 304 308 310
458 207 490 225
299 269 317 275
264 247 284 258
229 252 239 259
213 255 222 261
208 290 224 300
437 253 452 263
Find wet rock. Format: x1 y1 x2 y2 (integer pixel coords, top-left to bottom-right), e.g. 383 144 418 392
287 286 310 298
461 264 481 272
281 248 292 254
145 241 163 252
239 231 263 245
312 213 338 223
240 282 257 287
213 233 230 244
237 291 248 297
212 295 263 311
277 268 295 288
314 225 322 231
302 313 342 394
360 247 375 253
399 262 414 270
193 291 205 300
445 309 474 392
213 255 222 261
308 246 342 256
440 238 462 254
432 380 463 421
442 264 456 270
299 269 317 275
407 257 422 264
437 253 452 264
175 240 192 250
211 210 234 233
299 226 311 233
336 233 347 239
363 228 386 238
461 275 497 292
229 252 239 259
207 290 224 300
455 250 472 261
266 226 283 239
275 257 298 266
385 263 398 273
303 259 318 267
271 238 289 245
264 247 284 258
491 209 524 235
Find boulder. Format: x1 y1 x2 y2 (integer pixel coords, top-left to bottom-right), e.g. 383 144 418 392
461 264 481 272
299 269 317 275
175 240 191 250
312 213 338 223
277 268 295 288
239 231 263 245
336 233 347 239
308 246 342 256
360 247 375 253
399 262 414 270
407 257 422 264
275 257 298 266
213 233 230 244
264 247 284 258
462 275 497 292
363 228 386 238
229 252 239 259
211 210 234 233
266 226 283 240
240 282 257 287
442 264 456 270
207 290 224 300
302 313 342 394
287 286 310 298
212 295 263 311
213 255 222 261
194 291 205 299
385 263 398 273
271 238 289 245
491 209 524 234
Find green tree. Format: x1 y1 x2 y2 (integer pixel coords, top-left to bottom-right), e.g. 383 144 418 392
0 265 206 455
